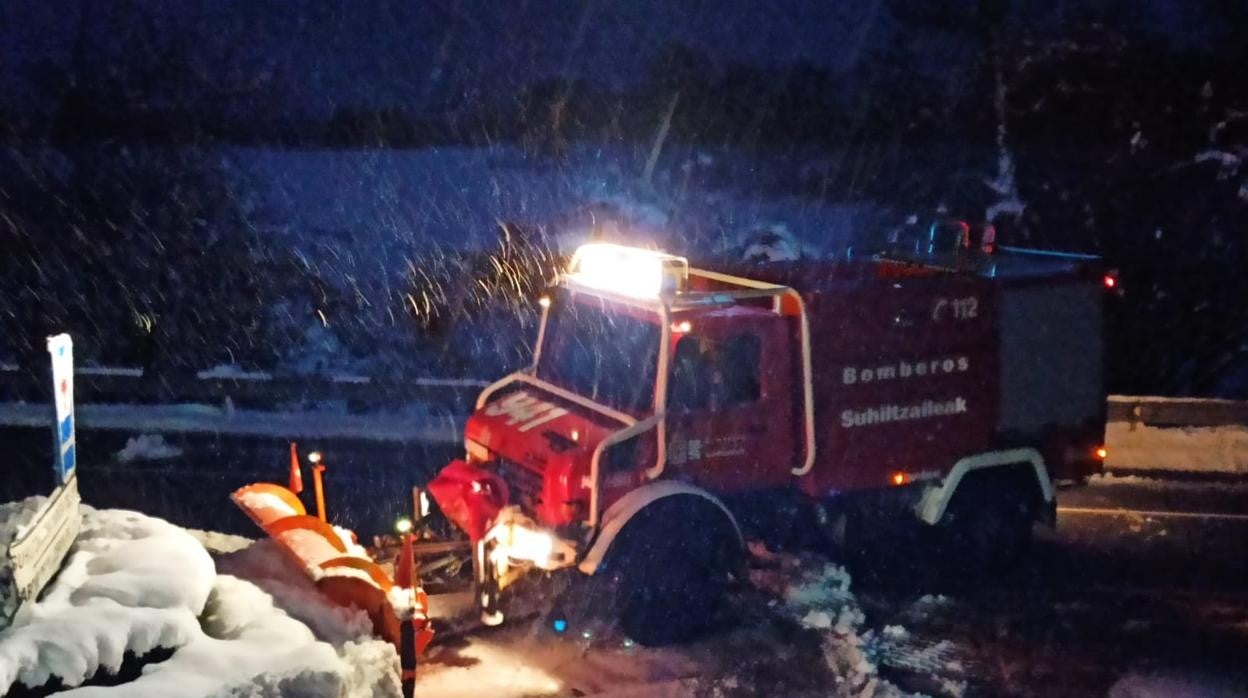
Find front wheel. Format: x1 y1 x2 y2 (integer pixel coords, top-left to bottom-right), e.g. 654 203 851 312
608 500 736 646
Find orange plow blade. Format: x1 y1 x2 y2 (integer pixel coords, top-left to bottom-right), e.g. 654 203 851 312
230 483 434 665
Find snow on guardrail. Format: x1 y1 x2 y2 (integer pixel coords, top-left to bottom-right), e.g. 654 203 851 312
0 364 489 419
0 402 463 444
1106 395 1248 476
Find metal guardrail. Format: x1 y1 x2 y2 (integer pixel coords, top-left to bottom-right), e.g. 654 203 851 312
1107 395 1248 428
0 365 488 414
4 369 1242 432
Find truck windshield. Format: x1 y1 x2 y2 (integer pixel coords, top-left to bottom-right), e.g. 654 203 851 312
536 295 660 415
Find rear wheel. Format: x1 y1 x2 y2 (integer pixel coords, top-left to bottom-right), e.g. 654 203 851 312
938 478 1035 576
608 499 736 646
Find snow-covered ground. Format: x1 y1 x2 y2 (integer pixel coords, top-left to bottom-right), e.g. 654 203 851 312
3 489 925 697
6 467 1247 697
410 545 926 698
0 501 398 697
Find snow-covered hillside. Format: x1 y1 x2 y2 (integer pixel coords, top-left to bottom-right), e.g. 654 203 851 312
224 144 875 280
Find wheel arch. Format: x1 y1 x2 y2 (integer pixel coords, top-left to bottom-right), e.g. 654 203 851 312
915 447 1055 526
577 481 744 575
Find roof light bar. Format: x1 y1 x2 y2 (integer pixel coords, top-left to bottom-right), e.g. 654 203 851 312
567 243 688 299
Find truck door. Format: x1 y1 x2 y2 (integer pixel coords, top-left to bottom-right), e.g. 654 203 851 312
664 315 796 492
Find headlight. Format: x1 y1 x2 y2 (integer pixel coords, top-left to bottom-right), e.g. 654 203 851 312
484 508 576 573
503 525 555 563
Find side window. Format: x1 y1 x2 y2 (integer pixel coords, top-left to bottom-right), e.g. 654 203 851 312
668 336 709 411
667 333 761 411
717 333 761 406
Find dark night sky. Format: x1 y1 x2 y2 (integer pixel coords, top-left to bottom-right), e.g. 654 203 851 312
0 0 1224 120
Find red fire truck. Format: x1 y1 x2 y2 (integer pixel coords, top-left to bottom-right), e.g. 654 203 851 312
423 233 1107 645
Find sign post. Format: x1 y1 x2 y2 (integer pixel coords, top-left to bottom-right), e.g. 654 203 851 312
48 333 77 485
1 334 82 627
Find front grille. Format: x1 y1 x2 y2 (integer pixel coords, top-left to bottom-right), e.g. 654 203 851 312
496 458 544 510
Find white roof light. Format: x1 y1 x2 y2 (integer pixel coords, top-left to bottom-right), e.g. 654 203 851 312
567 243 688 299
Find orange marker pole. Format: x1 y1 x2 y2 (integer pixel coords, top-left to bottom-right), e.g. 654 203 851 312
313 463 327 522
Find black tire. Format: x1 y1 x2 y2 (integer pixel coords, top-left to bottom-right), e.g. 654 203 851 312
607 498 736 646
938 478 1035 577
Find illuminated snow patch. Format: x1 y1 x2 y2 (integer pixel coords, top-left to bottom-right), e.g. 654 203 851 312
417 642 562 698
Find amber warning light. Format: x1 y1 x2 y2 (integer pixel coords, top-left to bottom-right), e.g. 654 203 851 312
1095 446 1108 460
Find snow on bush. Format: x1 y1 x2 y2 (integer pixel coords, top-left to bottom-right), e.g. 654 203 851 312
728 223 811 263
115 434 184 463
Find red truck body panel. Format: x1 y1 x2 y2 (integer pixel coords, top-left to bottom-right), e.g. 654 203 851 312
731 256 1105 493
799 276 1001 496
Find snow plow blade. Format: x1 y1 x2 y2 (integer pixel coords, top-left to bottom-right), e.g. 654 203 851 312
229 483 433 659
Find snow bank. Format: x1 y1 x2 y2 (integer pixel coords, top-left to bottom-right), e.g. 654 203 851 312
1 505 399 697
214 540 376 646
185 529 254 555
59 575 399 698
0 507 215 693
115 434 184 463
1088 473 1248 492
1105 420 1248 475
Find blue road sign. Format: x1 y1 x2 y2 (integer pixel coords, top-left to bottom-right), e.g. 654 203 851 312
47 334 76 484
